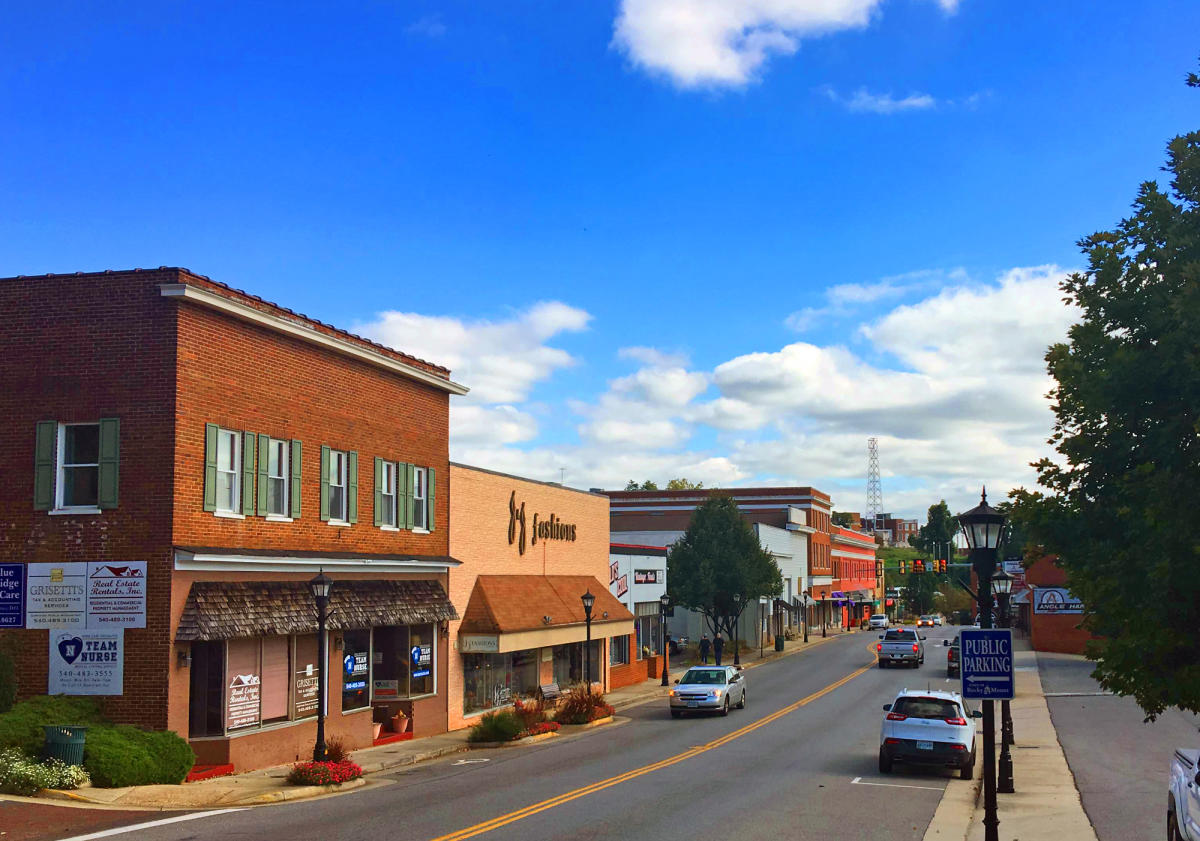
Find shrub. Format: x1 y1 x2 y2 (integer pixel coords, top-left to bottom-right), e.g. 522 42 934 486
83 725 194 788
0 747 90 796
0 649 15 715
511 696 546 730
554 686 615 725
466 710 524 743
0 697 104 756
322 735 352 764
286 760 363 786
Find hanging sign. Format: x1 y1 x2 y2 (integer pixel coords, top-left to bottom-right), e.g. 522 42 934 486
86 562 146 629
49 630 123 695
0 564 24 628
959 628 1014 700
26 563 87 629
1033 588 1083 614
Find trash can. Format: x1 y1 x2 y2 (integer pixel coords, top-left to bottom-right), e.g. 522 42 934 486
775 635 785 652
42 726 87 765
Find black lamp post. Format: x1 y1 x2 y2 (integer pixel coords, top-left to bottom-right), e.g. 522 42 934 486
958 488 1006 841
731 593 742 666
308 569 333 763
992 568 1016 794
581 590 595 688
659 592 671 687
802 592 809 643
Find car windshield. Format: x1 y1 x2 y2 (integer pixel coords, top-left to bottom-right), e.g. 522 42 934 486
871 614 886 621
920 615 932 620
883 630 917 641
892 697 962 719
681 669 727 685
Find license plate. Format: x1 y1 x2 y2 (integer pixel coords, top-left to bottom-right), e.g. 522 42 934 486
687 701 698 708
916 741 933 751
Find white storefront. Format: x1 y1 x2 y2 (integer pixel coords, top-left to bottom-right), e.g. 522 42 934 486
609 544 668 660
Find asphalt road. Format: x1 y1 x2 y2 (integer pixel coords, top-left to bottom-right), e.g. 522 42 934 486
48 626 969 841
1040 651 1200 841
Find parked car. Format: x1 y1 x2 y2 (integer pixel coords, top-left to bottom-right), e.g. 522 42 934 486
944 636 960 677
933 615 944 626
666 634 689 655
1169 748 1200 840
917 615 935 628
877 628 925 668
669 665 746 718
879 689 981 779
868 614 890 630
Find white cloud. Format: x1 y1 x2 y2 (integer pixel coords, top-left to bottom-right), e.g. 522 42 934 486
353 301 590 404
822 85 937 113
451 405 538 446
407 15 447 38
618 346 690 368
613 0 959 88
785 272 941 332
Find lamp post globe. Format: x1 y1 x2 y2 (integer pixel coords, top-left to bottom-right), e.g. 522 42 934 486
957 488 1008 841
581 590 595 688
308 569 334 763
659 593 671 686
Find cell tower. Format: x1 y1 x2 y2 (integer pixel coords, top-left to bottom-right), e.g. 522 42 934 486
866 437 883 532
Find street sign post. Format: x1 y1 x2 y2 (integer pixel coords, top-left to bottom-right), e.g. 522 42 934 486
959 628 1014 700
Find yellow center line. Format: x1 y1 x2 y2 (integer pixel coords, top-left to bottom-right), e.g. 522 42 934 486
429 658 877 841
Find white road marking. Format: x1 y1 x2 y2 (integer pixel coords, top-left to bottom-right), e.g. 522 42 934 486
1043 691 1113 697
851 776 944 791
452 758 491 765
56 809 247 841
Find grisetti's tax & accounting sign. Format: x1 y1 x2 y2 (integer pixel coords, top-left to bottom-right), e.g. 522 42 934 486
508 490 578 556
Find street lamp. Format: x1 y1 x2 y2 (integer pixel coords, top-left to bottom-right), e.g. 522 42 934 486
581 590 595 688
802 592 809 644
732 593 742 666
659 592 671 687
308 569 333 763
958 488 1006 841
992 568 1016 794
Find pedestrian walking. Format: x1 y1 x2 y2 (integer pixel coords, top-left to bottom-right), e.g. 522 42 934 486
699 634 711 664
713 634 724 666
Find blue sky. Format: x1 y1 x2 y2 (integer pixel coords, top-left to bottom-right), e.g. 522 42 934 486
2 1 1195 517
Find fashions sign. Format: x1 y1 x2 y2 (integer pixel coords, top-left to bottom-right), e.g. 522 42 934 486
507 491 577 556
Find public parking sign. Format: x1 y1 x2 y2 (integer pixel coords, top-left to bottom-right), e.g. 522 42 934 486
959 628 1014 700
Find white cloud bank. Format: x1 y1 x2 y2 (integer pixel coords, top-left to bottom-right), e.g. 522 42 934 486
613 0 960 88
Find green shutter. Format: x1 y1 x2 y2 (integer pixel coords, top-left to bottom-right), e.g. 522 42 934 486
402 462 415 530
257 434 270 516
373 457 383 527
97 418 120 510
427 466 436 532
347 451 359 524
290 440 303 519
241 432 256 516
34 420 56 511
319 445 330 522
203 423 219 512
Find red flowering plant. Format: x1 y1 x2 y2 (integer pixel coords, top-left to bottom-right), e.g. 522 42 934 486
286 759 364 786
517 721 560 739
554 687 615 725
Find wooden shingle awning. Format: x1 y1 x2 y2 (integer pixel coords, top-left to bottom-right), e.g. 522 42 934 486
175 580 458 642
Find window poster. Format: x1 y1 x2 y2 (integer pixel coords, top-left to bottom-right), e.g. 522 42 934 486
227 673 262 730
48 630 123 695
26 563 87 629
293 634 320 717
85 562 146 629
411 644 432 679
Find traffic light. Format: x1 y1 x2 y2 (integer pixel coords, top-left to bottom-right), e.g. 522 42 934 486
899 559 907 575
939 558 947 573
914 559 924 574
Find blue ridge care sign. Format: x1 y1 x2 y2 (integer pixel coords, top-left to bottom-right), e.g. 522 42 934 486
0 564 24 628
959 629 1014 700
49 630 123 696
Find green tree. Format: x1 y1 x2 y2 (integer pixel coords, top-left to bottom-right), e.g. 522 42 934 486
902 571 939 616
832 511 856 527
909 501 958 563
667 496 783 639
1011 67 1200 719
665 478 703 490
624 480 659 490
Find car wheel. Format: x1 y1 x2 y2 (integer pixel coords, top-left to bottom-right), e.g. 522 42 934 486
960 750 976 780
738 689 746 709
670 710 682 719
879 659 888 669
1169 810 1183 841
879 748 892 774
720 697 730 717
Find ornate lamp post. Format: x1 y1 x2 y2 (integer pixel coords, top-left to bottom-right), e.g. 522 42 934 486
992 568 1016 794
802 592 809 644
581 590 595 687
308 569 333 763
732 593 742 666
958 488 1006 841
659 592 671 687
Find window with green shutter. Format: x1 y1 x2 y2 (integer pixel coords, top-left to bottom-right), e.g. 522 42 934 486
320 445 331 522
97 418 120 510
34 421 56 511
347 451 359 524
241 432 256 516
289 440 303 518
427 466 436 532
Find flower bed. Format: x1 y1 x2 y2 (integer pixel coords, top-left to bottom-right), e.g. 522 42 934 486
0 747 90 796
553 686 615 725
518 721 560 739
285 759 363 786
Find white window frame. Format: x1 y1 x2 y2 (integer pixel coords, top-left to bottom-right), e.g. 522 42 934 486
380 461 397 529
266 437 289 518
214 427 241 514
55 422 101 512
413 466 427 531
328 449 348 523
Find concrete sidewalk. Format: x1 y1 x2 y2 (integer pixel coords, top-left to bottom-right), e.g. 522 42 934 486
924 642 1098 841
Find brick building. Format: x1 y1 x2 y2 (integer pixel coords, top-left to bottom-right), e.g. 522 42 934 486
447 465 634 731
0 267 464 771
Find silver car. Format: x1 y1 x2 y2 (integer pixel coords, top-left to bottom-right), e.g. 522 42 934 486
669 665 746 718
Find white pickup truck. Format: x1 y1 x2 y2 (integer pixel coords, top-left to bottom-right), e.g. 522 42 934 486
876 628 926 669
1169 749 1200 840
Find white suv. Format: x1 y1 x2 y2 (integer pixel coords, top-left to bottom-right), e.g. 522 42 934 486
879 689 980 779
868 614 889 630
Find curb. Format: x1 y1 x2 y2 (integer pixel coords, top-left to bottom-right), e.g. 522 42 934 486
238 776 366 805
559 715 614 730
357 742 470 774
467 731 560 749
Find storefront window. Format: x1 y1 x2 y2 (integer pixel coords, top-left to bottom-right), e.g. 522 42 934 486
409 625 434 695
341 629 371 712
635 614 661 659
462 651 540 715
552 641 601 686
369 624 435 701
609 635 630 666
292 634 320 719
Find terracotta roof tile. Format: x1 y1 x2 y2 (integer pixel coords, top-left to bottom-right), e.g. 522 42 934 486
458 575 635 635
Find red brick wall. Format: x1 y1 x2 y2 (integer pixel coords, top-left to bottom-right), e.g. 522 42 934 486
0 269 179 728
609 635 649 689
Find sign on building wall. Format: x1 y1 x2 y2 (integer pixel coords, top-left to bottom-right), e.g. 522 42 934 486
86 562 146 629
507 490 578 556
26 563 87 629
294 663 320 717
48 630 123 696
0 564 24 628
1033 588 1084 614
460 635 499 653
227 672 262 730
634 570 660 584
